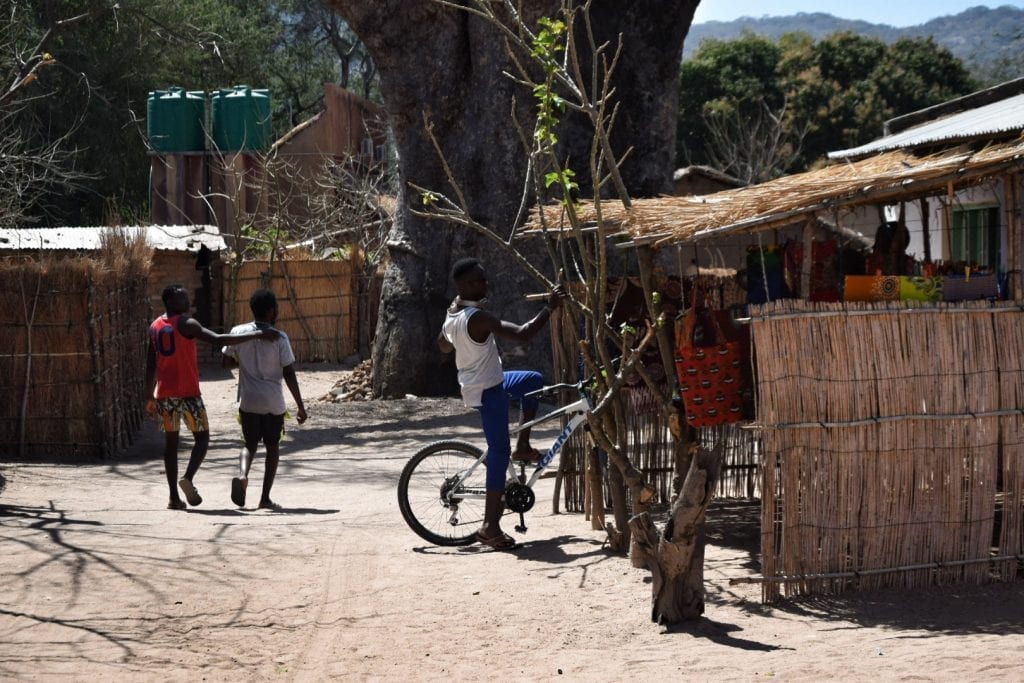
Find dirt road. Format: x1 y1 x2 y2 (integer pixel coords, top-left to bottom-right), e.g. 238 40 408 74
2 363 1023 681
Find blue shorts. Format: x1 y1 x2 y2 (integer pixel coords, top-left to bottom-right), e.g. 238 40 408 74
477 370 543 491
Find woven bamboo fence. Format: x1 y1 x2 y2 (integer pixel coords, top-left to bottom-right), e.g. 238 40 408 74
0 234 151 458
549 273 759 516
224 258 361 362
752 299 1024 601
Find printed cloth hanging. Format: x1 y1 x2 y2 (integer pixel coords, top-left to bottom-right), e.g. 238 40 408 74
844 274 999 302
673 288 745 427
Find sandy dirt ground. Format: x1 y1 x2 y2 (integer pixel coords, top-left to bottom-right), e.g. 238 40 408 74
2 361 1024 681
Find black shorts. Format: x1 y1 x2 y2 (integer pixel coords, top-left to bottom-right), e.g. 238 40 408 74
239 410 285 446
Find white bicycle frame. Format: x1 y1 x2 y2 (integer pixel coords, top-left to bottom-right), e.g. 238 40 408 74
514 393 591 488
448 389 592 502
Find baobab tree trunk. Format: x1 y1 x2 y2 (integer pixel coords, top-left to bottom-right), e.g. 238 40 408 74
337 0 716 623
331 0 698 397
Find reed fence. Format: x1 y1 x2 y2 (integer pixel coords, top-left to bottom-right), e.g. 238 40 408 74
0 234 151 458
224 258 362 362
549 272 759 516
752 299 1024 601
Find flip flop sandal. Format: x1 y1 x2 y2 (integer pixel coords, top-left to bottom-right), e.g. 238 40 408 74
231 477 246 507
178 478 202 506
475 531 518 550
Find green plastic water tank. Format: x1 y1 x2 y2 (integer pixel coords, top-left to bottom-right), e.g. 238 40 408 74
147 88 206 153
211 86 273 152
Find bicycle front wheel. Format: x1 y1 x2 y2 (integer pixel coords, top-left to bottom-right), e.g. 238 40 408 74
397 440 486 546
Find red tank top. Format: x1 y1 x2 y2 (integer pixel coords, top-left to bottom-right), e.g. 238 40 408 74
149 314 201 398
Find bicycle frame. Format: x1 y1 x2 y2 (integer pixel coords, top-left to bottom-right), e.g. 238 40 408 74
444 388 592 504
512 394 590 488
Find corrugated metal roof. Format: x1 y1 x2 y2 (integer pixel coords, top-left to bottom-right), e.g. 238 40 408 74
0 225 225 252
829 93 1024 160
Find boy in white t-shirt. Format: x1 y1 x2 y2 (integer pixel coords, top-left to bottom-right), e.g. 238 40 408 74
222 289 307 510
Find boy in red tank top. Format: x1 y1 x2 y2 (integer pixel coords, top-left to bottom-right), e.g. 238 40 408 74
145 284 279 510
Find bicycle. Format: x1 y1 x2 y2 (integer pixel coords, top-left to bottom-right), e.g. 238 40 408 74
397 379 592 546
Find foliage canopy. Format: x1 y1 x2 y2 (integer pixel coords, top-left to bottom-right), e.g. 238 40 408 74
5 0 378 226
677 31 978 183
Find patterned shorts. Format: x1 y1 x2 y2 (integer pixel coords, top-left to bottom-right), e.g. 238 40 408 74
154 397 209 434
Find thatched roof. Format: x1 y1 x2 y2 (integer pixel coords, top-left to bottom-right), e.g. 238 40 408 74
524 138 1024 248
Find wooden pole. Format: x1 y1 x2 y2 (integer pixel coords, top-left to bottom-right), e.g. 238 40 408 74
800 217 814 300
920 197 932 263
1005 173 1022 303
17 273 41 459
942 180 955 261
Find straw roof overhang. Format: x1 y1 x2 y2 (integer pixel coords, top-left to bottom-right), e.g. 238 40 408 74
523 138 1024 249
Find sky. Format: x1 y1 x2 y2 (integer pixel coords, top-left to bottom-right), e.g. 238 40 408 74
692 1 1024 28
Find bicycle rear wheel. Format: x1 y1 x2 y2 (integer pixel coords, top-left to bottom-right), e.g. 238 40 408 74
397 440 486 546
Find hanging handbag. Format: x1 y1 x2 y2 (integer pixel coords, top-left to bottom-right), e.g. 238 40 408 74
673 287 745 427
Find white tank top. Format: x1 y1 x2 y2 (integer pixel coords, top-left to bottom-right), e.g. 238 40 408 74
442 306 504 407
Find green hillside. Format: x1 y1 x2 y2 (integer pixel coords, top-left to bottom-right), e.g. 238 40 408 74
685 5 1024 81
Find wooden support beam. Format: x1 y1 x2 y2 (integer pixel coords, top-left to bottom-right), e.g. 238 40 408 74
920 196 932 263
800 217 814 300
1005 173 1022 303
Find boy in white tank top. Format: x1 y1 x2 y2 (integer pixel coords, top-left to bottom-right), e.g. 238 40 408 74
437 258 564 550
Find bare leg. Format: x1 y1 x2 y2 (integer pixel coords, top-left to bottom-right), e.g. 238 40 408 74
231 441 256 508
514 403 538 454
183 431 209 482
259 441 280 508
163 432 182 505
481 489 505 538
238 441 257 479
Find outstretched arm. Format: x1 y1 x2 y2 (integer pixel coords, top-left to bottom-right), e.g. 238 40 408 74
179 317 280 345
282 364 307 424
468 285 566 344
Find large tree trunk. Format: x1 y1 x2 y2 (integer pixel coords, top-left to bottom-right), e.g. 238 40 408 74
332 0 698 397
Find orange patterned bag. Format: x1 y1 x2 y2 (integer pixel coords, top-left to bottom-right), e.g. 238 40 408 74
673 289 745 427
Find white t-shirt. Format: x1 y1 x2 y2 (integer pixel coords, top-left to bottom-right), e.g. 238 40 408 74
222 322 296 415
441 306 504 407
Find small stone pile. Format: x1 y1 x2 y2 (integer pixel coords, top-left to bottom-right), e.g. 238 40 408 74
322 359 374 402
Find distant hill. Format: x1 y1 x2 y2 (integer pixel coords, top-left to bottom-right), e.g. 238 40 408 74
685 5 1024 80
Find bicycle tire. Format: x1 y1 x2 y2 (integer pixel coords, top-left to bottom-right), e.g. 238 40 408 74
397 440 486 546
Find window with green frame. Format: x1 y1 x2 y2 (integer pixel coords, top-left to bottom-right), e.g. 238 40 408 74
951 205 1000 269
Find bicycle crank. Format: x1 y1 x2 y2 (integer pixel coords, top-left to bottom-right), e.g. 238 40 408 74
503 482 535 513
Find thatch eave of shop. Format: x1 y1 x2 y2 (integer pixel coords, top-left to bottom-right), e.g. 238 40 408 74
522 138 1024 249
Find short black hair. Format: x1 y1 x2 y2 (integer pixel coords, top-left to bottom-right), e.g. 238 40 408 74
161 284 187 306
249 288 278 317
451 257 482 282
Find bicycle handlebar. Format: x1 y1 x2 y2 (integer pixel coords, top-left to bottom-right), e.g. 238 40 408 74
524 380 586 400
524 356 622 400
